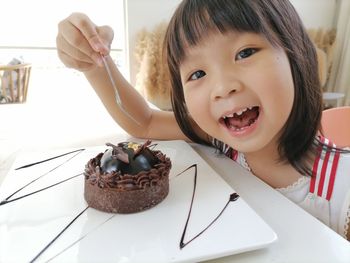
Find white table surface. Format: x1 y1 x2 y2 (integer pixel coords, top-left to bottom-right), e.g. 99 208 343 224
1 112 349 263
1 68 350 262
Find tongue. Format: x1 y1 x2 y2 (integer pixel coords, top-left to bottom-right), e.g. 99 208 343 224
227 109 258 129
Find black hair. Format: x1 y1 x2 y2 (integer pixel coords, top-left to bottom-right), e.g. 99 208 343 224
164 0 323 175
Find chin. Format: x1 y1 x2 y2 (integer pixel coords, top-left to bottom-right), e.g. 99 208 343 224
224 135 274 154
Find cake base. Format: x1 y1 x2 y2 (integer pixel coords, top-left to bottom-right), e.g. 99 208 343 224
84 175 169 214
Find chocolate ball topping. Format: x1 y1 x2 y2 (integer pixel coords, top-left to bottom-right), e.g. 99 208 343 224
100 140 158 175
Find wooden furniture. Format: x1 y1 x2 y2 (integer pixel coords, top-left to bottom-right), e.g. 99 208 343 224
0 63 31 103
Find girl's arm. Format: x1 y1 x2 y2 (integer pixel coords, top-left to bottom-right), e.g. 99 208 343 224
56 13 188 141
84 55 186 140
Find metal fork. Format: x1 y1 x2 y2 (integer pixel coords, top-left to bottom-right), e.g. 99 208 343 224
101 55 140 126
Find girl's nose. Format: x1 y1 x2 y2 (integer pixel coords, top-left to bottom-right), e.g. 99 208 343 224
212 73 243 100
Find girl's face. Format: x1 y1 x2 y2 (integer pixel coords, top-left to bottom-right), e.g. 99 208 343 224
179 31 294 153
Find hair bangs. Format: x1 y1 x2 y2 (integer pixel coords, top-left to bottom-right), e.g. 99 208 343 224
166 0 275 67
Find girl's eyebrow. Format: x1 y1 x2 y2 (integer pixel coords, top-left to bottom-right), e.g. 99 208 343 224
179 57 202 81
182 32 260 60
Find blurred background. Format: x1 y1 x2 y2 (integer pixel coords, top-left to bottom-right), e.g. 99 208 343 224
0 0 349 175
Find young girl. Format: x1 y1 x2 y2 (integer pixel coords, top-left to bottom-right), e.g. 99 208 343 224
56 0 350 240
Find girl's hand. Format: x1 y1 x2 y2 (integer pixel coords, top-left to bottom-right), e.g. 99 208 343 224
56 13 114 72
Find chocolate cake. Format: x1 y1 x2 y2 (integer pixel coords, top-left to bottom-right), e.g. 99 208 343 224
84 140 171 213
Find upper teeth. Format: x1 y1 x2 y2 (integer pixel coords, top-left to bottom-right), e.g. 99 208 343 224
224 107 252 118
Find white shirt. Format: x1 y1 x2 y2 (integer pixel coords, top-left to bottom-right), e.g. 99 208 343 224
216 137 350 239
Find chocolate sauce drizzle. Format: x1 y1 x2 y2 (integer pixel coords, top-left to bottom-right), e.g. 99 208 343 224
0 149 85 206
30 206 89 263
3 142 240 261
176 164 239 249
0 173 83 206
15 149 85 170
45 213 117 263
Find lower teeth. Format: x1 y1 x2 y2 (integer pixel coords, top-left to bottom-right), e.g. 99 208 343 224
229 118 256 131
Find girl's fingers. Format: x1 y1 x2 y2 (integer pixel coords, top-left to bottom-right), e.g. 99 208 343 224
96 25 114 55
57 50 94 72
56 34 93 64
68 13 109 54
57 13 114 70
58 19 103 66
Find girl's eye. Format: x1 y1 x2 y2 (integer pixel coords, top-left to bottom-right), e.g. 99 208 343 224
236 48 257 60
189 70 206 81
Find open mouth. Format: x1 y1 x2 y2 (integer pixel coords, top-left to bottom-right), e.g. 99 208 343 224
220 106 260 131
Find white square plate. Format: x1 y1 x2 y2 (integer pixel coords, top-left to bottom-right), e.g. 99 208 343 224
0 140 277 262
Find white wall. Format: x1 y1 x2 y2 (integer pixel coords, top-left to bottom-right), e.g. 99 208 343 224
0 0 124 49
125 0 337 84
290 0 337 29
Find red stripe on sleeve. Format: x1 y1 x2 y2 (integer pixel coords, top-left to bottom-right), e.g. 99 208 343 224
317 142 332 197
310 157 319 193
326 150 340 200
231 150 238 161
310 139 324 193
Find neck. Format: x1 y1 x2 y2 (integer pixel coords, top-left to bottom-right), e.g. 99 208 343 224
244 138 303 188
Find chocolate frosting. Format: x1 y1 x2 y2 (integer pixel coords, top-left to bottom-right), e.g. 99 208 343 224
84 149 171 191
